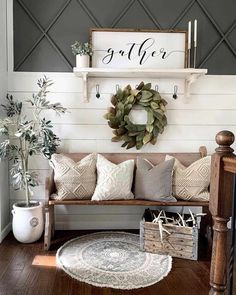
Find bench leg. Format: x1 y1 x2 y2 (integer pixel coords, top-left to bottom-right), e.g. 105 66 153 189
44 206 52 250
50 205 55 239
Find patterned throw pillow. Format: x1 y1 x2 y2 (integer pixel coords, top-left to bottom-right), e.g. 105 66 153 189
91 154 135 200
135 157 177 202
50 153 97 200
165 155 211 201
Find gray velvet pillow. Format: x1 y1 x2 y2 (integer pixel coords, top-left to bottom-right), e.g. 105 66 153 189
134 157 177 202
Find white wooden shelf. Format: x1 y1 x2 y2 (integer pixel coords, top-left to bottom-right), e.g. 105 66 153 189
73 67 208 102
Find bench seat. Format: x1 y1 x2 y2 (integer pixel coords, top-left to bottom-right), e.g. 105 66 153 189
48 199 209 206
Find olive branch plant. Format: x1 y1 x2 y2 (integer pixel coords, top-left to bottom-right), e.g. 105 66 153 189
0 76 66 207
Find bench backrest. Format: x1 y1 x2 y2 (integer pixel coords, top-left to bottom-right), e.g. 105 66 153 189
63 150 205 167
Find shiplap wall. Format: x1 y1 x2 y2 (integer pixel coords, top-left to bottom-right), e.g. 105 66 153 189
7 72 236 229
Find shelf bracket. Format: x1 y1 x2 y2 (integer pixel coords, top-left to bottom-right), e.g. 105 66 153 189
185 74 202 101
82 72 88 102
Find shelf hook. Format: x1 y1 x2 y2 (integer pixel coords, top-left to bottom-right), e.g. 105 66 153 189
173 85 178 99
96 84 100 99
116 84 120 92
155 85 159 92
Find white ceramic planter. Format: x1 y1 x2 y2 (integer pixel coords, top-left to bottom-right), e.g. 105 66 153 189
12 201 44 243
76 54 90 68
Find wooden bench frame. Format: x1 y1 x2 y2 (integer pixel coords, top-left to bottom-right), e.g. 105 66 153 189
44 147 211 250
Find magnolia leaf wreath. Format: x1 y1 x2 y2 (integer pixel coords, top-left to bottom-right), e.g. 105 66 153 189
104 81 168 150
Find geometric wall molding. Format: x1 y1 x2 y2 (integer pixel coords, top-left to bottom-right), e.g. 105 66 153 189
13 0 236 74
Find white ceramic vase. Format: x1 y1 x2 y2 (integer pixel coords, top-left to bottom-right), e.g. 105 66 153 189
12 201 44 243
76 54 90 68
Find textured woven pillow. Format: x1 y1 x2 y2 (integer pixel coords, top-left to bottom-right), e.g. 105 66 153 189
165 155 211 201
49 153 97 200
91 154 134 200
135 157 176 202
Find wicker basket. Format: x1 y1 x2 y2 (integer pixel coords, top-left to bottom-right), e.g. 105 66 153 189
140 209 198 260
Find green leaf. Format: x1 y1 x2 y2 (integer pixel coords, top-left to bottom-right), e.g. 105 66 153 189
126 140 136 149
153 112 163 121
116 109 123 119
153 126 159 136
143 133 152 144
152 93 162 102
136 81 144 90
150 136 157 145
160 103 166 112
111 136 122 142
117 102 124 111
131 89 140 96
126 124 146 132
161 98 168 106
122 134 132 142
124 104 133 115
121 141 129 148
136 141 143 150
103 113 114 120
116 127 126 135
116 89 123 102
123 85 131 97
128 131 140 136
162 114 167 125
141 90 153 100
107 107 116 115
136 131 145 142
150 102 159 110
108 121 119 129
127 95 135 104
147 110 154 124
142 83 151 90
138 102 151 107
146 124 153 133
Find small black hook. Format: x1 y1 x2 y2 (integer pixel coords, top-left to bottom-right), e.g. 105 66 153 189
116 84 120 92
173 85 178 99
96 84 100 99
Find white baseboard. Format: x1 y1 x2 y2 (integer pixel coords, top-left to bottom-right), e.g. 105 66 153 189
0 222 11 242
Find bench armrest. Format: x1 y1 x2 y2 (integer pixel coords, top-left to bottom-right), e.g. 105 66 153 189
45 170 56 205
199 146 207 158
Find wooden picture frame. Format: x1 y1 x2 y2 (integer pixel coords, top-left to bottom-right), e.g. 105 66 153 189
90 28 187 69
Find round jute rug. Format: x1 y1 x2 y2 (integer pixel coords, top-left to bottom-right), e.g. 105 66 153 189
56 232 172 289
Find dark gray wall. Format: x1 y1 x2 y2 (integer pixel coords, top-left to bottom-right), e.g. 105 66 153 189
14 0 236 74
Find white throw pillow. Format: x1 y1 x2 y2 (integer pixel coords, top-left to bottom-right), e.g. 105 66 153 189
165 155 211 201
92 154 135 200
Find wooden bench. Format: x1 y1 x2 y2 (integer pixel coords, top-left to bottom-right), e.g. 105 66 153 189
44 147 211 250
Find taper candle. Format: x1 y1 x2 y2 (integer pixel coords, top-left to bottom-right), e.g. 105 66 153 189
188 21 191 49
194 19 197 47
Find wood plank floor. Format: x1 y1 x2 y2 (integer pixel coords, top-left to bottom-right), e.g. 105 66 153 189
0 230 220 295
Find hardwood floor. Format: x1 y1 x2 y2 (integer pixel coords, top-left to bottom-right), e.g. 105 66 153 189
0 230 217 295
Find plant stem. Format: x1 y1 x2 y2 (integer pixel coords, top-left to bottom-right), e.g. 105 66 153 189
17 115 30 207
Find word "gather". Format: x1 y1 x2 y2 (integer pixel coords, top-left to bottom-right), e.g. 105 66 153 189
101 38 182 65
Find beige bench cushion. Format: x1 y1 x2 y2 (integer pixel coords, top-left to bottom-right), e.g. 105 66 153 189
166 155 211 201
50 153 97 200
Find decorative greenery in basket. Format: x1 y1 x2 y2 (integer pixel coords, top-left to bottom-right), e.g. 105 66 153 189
104 82 168 150
71 41 93 56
